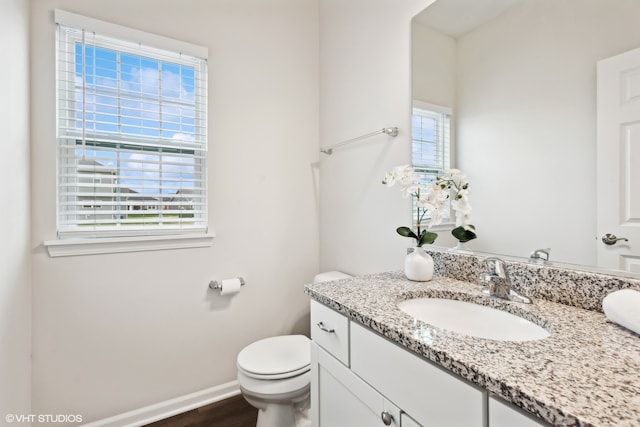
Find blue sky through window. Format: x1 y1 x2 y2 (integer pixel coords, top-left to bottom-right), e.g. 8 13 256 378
74 43 199 196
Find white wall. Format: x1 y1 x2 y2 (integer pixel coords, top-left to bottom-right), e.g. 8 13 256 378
0 0 32 419
455 0 640 265
30 0 319 423
318 0 446 276
412 22 456 109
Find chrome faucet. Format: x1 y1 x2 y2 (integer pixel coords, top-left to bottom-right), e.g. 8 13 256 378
479 257 531 304
529 248 550 263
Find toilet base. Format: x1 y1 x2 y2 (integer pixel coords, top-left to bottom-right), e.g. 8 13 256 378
242 388 310 427
255 402 294 427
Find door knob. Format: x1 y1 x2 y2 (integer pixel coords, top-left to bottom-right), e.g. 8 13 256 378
602 233 629 245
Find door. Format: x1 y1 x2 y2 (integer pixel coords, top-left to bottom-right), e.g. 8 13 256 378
311 342 402 427
597 47 640 272
489 396 549 427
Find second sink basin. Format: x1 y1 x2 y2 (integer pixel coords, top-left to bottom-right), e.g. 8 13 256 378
398 298 550 342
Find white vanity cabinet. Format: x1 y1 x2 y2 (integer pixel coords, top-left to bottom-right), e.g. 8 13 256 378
310 298 349 365
350 322 486 426
310 300 487 427
311 300 401 426
311 342 402 426
489 396 550 427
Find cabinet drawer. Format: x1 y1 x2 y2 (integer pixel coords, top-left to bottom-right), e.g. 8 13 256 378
351 322 486 427
311 300 349 365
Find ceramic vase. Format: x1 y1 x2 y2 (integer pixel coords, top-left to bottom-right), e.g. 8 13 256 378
404 246 434 281
448 241 474 254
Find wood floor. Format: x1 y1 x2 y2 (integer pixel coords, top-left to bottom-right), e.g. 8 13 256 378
144 394 258 427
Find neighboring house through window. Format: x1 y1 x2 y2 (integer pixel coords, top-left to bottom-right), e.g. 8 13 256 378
55 10 208 238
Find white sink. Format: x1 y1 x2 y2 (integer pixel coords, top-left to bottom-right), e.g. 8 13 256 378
398 298 550 342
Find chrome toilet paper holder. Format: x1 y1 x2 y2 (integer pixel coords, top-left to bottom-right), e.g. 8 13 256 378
209 277 246 291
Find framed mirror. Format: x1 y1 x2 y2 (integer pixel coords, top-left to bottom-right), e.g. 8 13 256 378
412 0 640 275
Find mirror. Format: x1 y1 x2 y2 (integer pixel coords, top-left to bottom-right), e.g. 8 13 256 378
412 0 640 274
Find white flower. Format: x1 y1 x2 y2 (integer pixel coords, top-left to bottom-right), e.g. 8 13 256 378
428 207 445 228
452 200 472 226
382 165 420 192
381 171 396 187
401 184 420 198
435 168 472 226
443 169 468 189
382 165 475 245
395 165 419 187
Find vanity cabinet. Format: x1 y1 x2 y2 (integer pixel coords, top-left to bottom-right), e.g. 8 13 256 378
350 322 486 427
311 342 402 426
489 396 549 427
310 300 486 427
310 298 349 365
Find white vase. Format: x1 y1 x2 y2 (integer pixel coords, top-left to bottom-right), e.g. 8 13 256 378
404 246 434 281
448 241 474 254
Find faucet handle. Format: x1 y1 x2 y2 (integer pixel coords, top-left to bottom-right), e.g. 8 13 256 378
483 256 508 277
529 248 550 263
481 257 532 304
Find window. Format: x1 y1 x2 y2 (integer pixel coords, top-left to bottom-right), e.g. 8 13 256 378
412 101 452 224
55 10 208 239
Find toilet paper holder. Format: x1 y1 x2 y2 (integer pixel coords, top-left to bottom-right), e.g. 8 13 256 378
209 277 246 291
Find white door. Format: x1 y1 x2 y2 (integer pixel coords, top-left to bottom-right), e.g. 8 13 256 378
489 396 548 427
597 47 640 272
312 342 401 427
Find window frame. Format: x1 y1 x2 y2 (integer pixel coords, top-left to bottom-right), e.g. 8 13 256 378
46 10 213 256
411 100 455 229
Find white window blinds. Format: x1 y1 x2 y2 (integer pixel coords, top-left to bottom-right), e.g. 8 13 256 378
55 11 208 238
412 102 452 224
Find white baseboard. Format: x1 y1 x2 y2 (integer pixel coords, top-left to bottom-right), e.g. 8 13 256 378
81 381 240 427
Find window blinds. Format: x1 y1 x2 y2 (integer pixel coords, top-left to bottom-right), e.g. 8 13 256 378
412 106 451 180
411 104 452 224
55 14 208 238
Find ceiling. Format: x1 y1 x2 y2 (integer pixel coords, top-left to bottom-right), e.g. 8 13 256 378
413 0 525 38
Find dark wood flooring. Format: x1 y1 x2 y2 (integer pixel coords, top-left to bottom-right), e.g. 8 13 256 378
144 394 258 427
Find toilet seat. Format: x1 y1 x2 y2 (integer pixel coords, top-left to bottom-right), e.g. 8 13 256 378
237 335 310 380
238 369 311 401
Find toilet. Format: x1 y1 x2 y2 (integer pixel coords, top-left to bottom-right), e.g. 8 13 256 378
236 271 351 427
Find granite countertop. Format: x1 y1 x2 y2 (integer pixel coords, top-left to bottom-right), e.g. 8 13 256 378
304 271 640 427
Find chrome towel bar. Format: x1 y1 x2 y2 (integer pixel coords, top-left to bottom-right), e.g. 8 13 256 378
320 127 399 155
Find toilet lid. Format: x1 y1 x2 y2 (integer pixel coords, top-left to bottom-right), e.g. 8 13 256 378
237 335 310 379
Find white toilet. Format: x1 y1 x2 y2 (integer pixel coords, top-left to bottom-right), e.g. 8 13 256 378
236 271 351 427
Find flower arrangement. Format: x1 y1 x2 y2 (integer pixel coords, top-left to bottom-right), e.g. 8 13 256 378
382 166 477 246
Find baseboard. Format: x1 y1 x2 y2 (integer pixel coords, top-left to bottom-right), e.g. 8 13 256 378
81 380 241 427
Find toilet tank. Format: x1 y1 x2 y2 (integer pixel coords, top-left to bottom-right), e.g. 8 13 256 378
313 271 352 284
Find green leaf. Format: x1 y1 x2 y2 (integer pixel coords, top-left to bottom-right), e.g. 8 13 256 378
396 226 418 240
452 225 477 243
418 230 438 245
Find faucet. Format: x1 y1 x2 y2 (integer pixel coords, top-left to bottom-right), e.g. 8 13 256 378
479 257 531 304
529 248 550 263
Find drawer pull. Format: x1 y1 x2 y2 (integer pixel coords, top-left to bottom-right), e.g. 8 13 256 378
380 411 393 425
316 321 335 333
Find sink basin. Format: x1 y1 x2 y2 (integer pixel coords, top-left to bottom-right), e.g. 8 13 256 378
398 298 550 342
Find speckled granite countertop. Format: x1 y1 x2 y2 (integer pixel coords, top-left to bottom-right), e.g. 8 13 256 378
304 271 640 427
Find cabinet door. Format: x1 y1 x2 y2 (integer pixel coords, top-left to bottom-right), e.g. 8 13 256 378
350 322 486 427
311 342 401 427
401 412 423 427
489 396 550 427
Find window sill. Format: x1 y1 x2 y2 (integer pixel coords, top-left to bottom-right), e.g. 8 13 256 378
43 233 215 257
